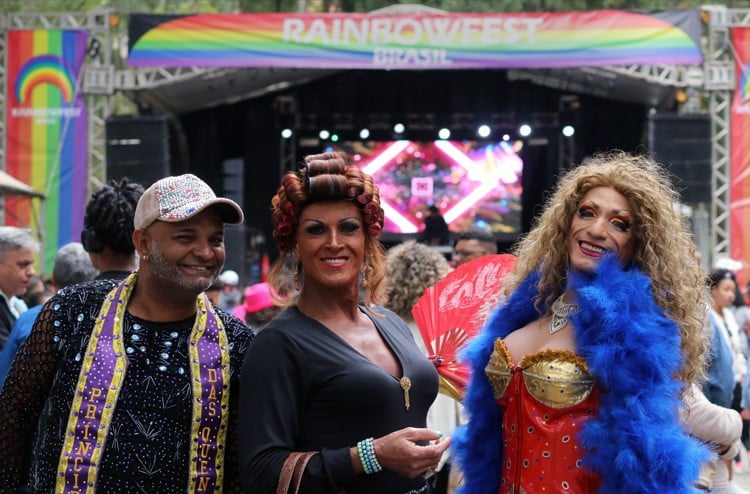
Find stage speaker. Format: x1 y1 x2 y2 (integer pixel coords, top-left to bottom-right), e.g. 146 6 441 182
221 158 247 286
648 113 711 205
106 115 170 187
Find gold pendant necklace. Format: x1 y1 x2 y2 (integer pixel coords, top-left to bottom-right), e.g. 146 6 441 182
549 294 579 335
400 376 411 411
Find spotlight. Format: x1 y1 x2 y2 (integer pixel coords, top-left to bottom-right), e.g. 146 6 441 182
438 128 451 140
477 125 491 138
393 123 405 134
562 125 575 137
519 124 532 137
331 134 339 142
319 129 330 140
359 128 370 139
280 128 293 139
502 134 511 141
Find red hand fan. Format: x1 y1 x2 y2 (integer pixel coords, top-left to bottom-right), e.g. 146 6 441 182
412 254 516 400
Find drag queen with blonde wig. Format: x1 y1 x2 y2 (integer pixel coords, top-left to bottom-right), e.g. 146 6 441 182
454 151 710 493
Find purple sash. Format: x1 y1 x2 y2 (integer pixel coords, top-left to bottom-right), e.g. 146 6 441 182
56 273 230 494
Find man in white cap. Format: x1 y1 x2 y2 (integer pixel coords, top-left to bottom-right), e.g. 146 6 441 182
0 174 253 494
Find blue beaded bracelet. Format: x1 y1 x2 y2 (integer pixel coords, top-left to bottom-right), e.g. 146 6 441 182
357 437 382 474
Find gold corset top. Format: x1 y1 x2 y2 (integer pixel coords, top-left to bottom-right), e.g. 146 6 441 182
485 338 596 408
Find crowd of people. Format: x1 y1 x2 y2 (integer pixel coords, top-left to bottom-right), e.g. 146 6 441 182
0 149 747 493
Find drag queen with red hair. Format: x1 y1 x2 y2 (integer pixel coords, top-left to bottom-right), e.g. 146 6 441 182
455 151 710 493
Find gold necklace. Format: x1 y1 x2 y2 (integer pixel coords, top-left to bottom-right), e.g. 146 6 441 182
549 294 580 335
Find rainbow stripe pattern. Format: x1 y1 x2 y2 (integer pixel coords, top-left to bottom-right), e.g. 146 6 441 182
731 27 750 286
128 10 702 69
15 55 76 105
5 30 88 273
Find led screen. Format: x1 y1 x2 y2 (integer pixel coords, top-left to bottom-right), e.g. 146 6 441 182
328 140 523 237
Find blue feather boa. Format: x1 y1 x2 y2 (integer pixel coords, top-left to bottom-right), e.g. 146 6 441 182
453 256 708 494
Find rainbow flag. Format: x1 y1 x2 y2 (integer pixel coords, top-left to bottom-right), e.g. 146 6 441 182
5 30 88 273
128 10 702 69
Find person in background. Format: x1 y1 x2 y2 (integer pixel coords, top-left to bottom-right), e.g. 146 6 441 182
0 242 98 388
81 177 144 281
685 383 744 493
0 173 253 493
231 282 282 332
451 229 498 268
218 269 242 311
20 275 46 309
455 151 710 492
705 270 740 410
239 152 449 494
706 269 750 493
419 204 450 246
206 276 224 307
384 239 459 494
0 226 39 350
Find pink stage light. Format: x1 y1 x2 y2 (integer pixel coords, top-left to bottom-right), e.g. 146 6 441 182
381 200 419 233
362 140 410 175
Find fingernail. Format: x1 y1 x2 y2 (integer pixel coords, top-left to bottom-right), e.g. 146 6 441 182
435 430 443 437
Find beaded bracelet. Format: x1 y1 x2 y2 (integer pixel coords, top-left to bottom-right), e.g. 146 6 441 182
356 437 382 474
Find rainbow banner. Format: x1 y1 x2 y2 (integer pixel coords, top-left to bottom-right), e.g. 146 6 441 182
128 10 701 69
6 30 88 273
731 27 750 286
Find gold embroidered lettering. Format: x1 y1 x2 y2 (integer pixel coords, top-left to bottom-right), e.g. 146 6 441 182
200 442 211 458
82 421 92 440
201 426 211 443
208 384 217 401
200 460 209 474
89 387 102 401
85 404 98 419
72 471 80 488
198 475 210 491
75 441 91 457
73 456 84 472
208 400 217 417
207 368 218 382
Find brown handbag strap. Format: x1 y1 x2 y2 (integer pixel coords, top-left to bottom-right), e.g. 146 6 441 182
277 451 316 494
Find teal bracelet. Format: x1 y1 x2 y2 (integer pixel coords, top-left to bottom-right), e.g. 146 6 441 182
357 438 382 474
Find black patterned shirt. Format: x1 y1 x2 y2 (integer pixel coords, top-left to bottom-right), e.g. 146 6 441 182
0 278 252 493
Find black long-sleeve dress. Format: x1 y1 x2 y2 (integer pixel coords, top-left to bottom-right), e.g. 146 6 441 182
239 305 438 494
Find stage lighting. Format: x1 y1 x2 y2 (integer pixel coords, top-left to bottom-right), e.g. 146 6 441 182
281 128 293 139
331 134 339 142
393 123 405 134
360 128 370 139
319 129 330 140
519 124 532 137
477 125 491 138
562 125 575 137
438 128 451 140
502 134 511 141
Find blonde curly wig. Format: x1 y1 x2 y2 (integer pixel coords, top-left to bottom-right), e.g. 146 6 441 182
384 240 452 321
502 150 709 386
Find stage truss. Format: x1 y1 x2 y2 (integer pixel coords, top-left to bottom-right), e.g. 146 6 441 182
0 5 743 264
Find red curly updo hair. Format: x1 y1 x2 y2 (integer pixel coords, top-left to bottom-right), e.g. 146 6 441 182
269 152 387 307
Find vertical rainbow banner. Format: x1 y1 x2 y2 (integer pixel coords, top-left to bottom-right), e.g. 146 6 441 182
5 30 88 273
730 27 750 285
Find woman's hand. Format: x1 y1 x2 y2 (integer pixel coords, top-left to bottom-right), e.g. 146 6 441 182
371 427 451 478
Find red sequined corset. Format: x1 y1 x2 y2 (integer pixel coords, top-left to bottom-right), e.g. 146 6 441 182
485 339 600 494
